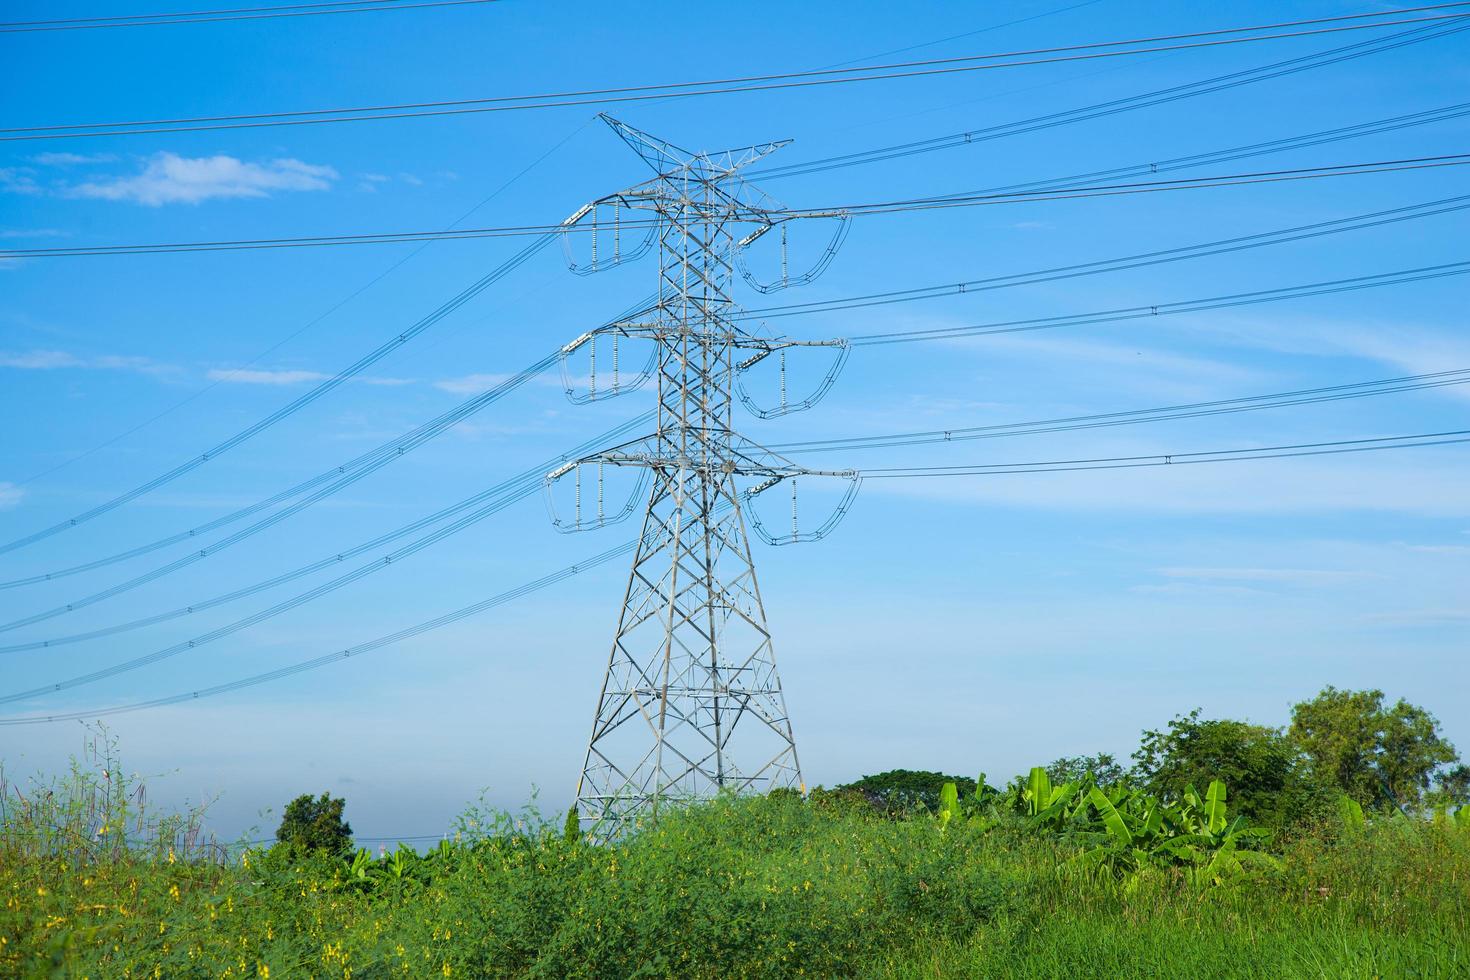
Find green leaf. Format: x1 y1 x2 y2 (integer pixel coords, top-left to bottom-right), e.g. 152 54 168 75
1087 787 1133 846
1338 795 1366 829
938 781 960 831
1205 780 1228 834
1027 767 1052 818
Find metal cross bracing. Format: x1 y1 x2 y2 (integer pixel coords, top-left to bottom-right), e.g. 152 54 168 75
547 115 857 839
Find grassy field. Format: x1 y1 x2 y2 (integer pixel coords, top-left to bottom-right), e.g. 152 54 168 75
3 755 1468 979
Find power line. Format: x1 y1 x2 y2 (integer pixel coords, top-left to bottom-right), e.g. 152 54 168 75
4 428 1464 726
6 192 1459 572
0 0 498 33
735 194 1470 322
789 153 1470 218
7 120 593 490
7 6 1468 141
0 235 555 558
857 429 1470 478
751 18 1470 181
9 149 1466 260
0 413 654 653
772 369 1470 455
928 102 1470 201
0 290 656 593
844 261 1470 346
0 541 637 726
8 260 1464 643
0 477 552 703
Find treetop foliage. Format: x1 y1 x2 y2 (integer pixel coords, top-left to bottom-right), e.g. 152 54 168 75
276 791 353 856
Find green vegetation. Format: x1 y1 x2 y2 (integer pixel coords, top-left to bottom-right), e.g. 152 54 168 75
3 687 1467 978
275 792 354 857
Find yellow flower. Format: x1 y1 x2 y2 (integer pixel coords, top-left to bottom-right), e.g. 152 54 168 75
169 884 181 901
167 849 176 864
257 965 270 978
442 965 452 977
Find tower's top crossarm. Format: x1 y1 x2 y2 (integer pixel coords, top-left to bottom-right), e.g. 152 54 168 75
599 113 791 180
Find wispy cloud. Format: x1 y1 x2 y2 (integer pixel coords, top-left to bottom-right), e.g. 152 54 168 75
1184 312 1470 404
0 483 23 510
1158 567 1374 586
0 349 79 369
1361 609 1470 626
434 373 513 395
866 453 1470 517
206 368 415 386
0 348 177 376
356 171 425 193
67 153 338 206
31 152 116 166
1406 543 1470 556
0 167 40 196
206 368 330 385
0 228 67 240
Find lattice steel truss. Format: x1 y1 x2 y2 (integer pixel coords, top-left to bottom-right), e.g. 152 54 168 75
552 117 855 839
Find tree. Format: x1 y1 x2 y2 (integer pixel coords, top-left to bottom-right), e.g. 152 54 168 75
1131 709 1321 827
1290 687 1460 809
833 770 976 812
1046 753 1127 788
1433 764 1470 808
275 792 353 855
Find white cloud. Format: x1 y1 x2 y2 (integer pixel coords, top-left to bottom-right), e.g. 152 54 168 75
865 453 1470 517
0 348 177 376
0 228 67 240
32 152 115 166
1158 567 1373 586
1361 609 1470 626
0 349 80 369
1180 312 1470 405
207 368 329 385
434 373 513 395
0 482 23 510
206 368 414 386
0 167 40 195
67 153 338 206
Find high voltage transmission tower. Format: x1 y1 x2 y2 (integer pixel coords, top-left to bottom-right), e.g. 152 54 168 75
547 116 858 839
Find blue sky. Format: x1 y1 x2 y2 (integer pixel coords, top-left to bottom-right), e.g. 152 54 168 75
1 0 1467 842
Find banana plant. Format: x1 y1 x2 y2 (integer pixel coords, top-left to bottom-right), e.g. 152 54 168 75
937 781 960 831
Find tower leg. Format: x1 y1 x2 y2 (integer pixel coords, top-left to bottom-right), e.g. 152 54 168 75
575 470 801 839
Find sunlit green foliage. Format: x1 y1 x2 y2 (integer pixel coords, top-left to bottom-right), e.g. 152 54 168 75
1290 686 1461 808
4 737 1468 978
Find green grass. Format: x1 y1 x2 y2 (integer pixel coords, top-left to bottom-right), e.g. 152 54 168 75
3 753 1467 978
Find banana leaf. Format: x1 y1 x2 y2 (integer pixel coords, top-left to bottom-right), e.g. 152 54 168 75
1087 787 1134 846
1205 780 1228 834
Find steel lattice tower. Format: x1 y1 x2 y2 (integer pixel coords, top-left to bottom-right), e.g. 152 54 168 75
549 117 853 839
